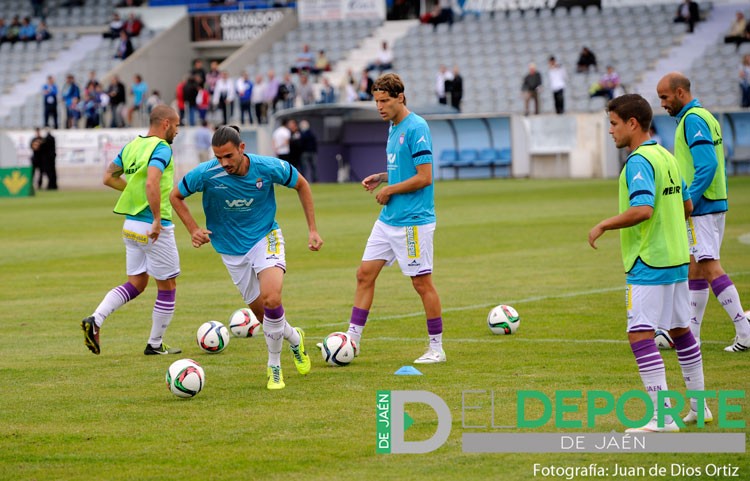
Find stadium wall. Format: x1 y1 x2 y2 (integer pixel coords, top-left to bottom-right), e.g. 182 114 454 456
2 110 748 188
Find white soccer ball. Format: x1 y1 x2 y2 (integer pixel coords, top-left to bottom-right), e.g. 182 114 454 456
487 304 520 335
166 359 205 398
196 321 230 353
654 329 674 350
228 308 261 337
321 331 358 366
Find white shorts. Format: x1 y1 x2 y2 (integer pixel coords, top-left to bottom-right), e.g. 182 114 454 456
220 229 286 304
122 219 180 280
362 220 435 277
687 213 725 262
625 283 690 333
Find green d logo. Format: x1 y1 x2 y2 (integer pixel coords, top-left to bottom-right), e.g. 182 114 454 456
377 390 452 454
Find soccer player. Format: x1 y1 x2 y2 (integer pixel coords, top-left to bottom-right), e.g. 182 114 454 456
345 73 446 364
80 105 182 356
589 94 709 432
170 125 322 390
656 72 750 352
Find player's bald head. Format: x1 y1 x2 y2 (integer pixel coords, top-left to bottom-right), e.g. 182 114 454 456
150 104 178 126
658 72 691 94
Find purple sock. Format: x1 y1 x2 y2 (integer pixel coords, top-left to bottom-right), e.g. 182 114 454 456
672 330 702 366
122 281 141 301
350 307 369 327
630 339 663 374
689 279 709 291
427 317 443 335
710 274 733 296
264 305 285 320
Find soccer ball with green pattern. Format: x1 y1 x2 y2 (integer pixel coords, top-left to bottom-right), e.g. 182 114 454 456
487 305 520 335
196 321 230 353
166 359 205 398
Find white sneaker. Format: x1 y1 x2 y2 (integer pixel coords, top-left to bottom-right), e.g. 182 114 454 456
625 417 679 433
724 336 750 352
413 348 446 364
683 406 713 424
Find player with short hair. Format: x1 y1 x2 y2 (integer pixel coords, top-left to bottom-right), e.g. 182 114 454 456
345 73 446 364
589 93 709 432
81 104 182 356
656 72 750 352
170 125 322 390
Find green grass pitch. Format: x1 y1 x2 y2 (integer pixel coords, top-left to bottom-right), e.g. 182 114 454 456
1 178 748 480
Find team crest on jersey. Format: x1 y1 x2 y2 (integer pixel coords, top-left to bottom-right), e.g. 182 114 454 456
399 133 405 145
255 178 263 189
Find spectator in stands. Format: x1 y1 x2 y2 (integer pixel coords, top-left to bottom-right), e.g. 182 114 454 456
212 70 236 125
205 60 221 97
195 120 213 163
311 49 330 76
42 75 58 129
196 81 211 123
272 118 294 164
264 70 280 113
299 120 318 183
576 46 597 73
318 77 336 104
184 74 200 126
590 65 621 101
123 13 143 38
81 91 100 129
116 0 143 6
449 65 463 112
344 79 358 103
175 74 187 123
740 54 750 108
521 63 542 116
357 69 374 101
68 97 81 128
673 0 700 33
236 71 253 124
107 74 127 127
61 74 80 129
85 70 99 96
298 74 315 106
191 59 207 86
429 0 454 32
5 16 21 44
31 0 46 20
548 56 567 114
291 43 315 74
724 11 747 50
0 18 7 45
366 41 394 74
146 89 163 114
127 74 148 126
252 73 267 124
95 84 109 127
435 64 453 105
18 16 36 42
289 120 303 171
278 73 297 110
114 30 134 60
35 20 50 41
104 13 124 40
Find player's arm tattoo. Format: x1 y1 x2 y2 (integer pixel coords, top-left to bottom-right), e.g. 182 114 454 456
106 161 124 178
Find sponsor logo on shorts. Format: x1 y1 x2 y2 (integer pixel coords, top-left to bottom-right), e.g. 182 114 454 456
266 229 281 255
405 226 420 259
123 229 148 244
408 259 420 267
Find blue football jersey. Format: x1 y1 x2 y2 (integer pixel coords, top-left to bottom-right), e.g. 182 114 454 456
177 154 299 255
378 112 436 226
